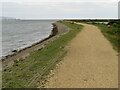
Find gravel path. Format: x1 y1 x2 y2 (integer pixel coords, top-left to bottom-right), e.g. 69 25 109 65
45 23 118 88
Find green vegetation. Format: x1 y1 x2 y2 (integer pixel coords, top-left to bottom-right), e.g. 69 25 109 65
3 21 83 88
70 19 118 23
93 23 119 52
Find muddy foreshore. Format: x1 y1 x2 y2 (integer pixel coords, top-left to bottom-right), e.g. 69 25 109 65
2 22 71 67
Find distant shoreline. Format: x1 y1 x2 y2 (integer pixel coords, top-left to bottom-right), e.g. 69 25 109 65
2 22 70 67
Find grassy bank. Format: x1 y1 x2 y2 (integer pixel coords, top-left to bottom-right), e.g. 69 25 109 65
3 21 83 88
93 24 119 52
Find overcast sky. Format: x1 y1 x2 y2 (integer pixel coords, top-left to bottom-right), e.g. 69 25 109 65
0 0 119 19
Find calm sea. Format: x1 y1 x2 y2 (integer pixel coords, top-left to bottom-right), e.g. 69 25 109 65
2 20 55 58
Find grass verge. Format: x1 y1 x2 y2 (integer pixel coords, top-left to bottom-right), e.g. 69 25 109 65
3 21 83 88
92 23 119 52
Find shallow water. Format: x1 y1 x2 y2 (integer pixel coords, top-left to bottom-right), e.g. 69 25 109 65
2 20 55 57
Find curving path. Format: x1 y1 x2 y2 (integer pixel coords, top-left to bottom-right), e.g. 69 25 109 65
45 23 118 88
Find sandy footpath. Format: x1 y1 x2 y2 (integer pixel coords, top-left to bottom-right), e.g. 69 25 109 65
45 23 118 88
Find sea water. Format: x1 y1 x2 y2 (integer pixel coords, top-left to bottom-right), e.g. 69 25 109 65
2 19 55 58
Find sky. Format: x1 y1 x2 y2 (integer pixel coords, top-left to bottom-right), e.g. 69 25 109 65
0 0 119 19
